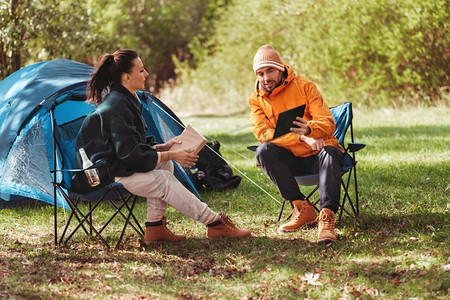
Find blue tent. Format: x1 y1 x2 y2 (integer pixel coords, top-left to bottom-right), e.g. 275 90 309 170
0 59 200 209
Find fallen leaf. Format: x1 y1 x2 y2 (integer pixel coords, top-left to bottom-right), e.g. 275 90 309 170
366 287 379 296
300 272 323 286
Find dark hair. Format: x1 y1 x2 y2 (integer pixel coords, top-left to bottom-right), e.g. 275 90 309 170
87 49 138 104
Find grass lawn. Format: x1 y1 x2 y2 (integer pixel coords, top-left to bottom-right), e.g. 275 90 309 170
1 105 449 299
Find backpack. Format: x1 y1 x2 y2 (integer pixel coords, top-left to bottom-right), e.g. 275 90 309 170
189 140 241 192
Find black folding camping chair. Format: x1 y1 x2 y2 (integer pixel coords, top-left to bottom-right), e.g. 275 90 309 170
50 111 144 249
248 102 365 224
277 102 365 224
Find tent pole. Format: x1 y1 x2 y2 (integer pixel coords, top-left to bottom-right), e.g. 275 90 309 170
50 108 58 245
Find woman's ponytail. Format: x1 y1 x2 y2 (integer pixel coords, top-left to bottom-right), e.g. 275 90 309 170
87 49 138 104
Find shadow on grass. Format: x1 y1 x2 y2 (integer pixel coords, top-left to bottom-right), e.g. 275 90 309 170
2 207 448 298
357 212 448 242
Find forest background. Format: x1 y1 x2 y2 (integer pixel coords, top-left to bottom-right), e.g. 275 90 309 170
1 0 449 115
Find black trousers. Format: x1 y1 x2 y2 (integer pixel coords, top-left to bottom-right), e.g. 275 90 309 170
256 142 343 212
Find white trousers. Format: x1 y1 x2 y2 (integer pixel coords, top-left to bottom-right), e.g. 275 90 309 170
115 161 219 224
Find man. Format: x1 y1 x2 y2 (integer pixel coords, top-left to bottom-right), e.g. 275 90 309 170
248 45 344 243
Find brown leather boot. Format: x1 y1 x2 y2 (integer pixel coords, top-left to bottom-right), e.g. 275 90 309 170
207 213 251 238
317 208 337 244
144 216 186 244
278 200 317 232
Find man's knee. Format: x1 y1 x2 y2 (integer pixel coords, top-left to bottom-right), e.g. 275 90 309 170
319 146 343 172
320 146 342 160
256 142 276 160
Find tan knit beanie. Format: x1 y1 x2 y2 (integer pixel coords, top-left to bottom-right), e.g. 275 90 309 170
253 45 284 73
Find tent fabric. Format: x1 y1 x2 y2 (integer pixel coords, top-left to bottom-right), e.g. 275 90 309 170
0 59 201 208
0 59 92 162
139 93 200 197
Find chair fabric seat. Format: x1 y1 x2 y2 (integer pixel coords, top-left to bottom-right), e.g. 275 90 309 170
69 182 131 203
342 153 355 173
295 174 319 186
294 153 355 187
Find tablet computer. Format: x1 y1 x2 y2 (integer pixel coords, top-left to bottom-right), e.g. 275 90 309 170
273 104 306 139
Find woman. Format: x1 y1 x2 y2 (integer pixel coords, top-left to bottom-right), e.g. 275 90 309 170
72 49 250 243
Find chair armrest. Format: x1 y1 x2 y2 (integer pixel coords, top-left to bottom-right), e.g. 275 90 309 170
51 159 108 173
51 168 84 173
348 143 365 152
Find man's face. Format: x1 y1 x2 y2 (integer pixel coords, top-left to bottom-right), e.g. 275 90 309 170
255 67 283 93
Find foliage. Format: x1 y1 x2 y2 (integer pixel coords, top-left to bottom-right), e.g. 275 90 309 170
1 105 449 299
305 0 450 106
163 0 449 114
64 0 229 92
1 0 448 110
0 0 227 92
0 0 104 79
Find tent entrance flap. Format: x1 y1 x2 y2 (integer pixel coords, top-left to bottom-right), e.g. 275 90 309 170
0 118 68 208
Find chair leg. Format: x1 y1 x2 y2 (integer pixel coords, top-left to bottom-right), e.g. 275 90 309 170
93 188 143 249
114 188 144 236
115 190 144 237
89 201 92 236
277 200 295 222
305 185 320 213
56 186 144 249
344 170 358 216
56 187 91 244
101 195 144 237
63 197 111 249
59 197 89 244
277 199 287 222
352 163 360 216
116 195 141 249
338 174 358 225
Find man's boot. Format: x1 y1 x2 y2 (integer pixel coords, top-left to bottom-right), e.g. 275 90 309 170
278 200 317 232
144 216 186 244
317 208 337 244
207 213 251 238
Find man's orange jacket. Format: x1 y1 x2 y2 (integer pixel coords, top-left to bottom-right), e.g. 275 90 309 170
248 64 344 157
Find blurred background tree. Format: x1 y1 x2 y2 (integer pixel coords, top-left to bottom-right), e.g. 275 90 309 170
1 0 448 112
0 0 104 78
164 0 449 113
95 0 230 92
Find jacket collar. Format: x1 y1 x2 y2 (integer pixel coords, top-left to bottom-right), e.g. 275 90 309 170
110 83 142 113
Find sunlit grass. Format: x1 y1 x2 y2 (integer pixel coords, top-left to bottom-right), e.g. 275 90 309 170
1 105 449 299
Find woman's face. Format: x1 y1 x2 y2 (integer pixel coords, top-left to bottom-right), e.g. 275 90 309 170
124 57 149 92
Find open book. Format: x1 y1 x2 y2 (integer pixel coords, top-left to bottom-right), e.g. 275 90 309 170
169 125 208 155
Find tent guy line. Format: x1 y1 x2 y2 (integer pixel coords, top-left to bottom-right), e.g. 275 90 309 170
150 100 282 205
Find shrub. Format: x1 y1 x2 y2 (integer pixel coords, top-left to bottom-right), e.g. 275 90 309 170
163 0 449 114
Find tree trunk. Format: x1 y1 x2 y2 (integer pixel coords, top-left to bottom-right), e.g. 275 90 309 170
0 37 7 79
10 0 21 73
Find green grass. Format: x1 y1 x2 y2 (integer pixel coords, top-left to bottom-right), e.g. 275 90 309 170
1 105 449 299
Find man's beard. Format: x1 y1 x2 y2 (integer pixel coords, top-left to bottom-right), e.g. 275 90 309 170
260 75 284 94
